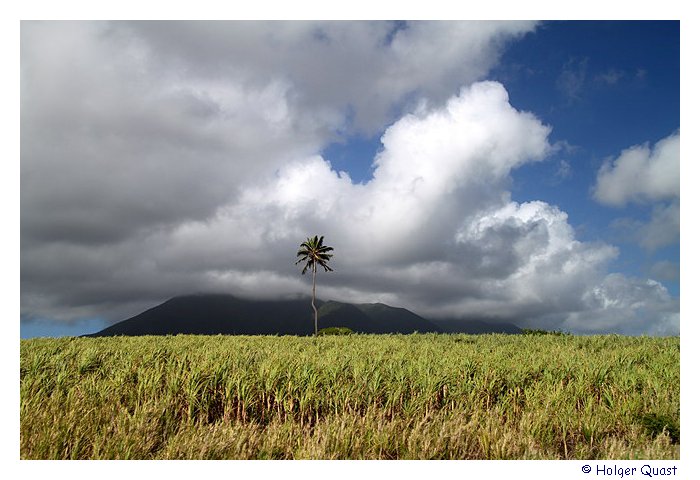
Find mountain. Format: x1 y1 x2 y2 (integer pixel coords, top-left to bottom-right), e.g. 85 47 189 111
88 294 310 336
356 303 443 334
430 318 522 334
319 301 439 334
86 294 441 337
86 293 522 337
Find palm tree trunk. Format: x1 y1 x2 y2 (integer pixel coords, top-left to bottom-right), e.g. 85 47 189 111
311 263 318 336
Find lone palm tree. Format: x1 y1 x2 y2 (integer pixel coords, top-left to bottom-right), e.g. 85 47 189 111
295 235 334 336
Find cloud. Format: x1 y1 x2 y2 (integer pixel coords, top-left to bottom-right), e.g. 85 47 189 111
593 132 680 253
610 202 680 252
556 57 588 102
27 79 672 334
146 82 632 335
20 21 679 336
116 20 537 134
593 132 680 206
638 202 680 251
565 274 679 336
649 261 680 283
555 159 573 180
22 22 321 247
21 21 538 247
20 20 537 318
595 68 625 85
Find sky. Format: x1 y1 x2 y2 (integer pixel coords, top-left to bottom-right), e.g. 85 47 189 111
20 19 681 338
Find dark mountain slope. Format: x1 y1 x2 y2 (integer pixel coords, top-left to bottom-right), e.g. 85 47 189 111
87 294 522 337
431 318 522 334
88 294 316 336
320 301 439 333
87 294 441 337
356 303 440 333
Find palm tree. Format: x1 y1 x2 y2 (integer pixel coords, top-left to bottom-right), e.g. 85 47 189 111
295 235 334 336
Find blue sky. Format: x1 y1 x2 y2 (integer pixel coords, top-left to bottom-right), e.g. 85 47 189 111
20 20 680 338
500 21 680 296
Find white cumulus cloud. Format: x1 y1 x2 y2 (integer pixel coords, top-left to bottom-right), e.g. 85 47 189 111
593 132 680 206
593 132 680 253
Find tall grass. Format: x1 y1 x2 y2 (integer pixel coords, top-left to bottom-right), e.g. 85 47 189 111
20 334 679 459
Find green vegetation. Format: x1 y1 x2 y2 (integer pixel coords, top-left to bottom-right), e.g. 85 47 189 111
521 328 570 336
317 326 354 336
20 334 679 459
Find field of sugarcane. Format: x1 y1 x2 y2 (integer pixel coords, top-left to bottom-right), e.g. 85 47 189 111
20 333 679 459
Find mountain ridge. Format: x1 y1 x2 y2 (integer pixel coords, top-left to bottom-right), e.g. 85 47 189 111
86 293 522 337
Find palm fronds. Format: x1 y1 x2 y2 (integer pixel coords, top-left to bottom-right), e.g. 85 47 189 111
295 235 334 274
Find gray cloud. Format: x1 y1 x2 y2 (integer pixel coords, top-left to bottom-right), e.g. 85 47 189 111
610 202 680 252
21 21 678 335
649 261 680 283
116 21 536 133
568 274 679 335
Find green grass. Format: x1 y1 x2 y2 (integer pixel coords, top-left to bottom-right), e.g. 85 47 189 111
20 333 679 459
